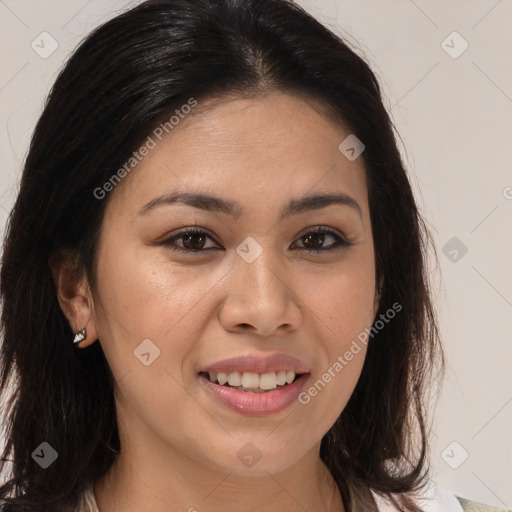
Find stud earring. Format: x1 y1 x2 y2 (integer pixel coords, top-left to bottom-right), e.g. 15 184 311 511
73 328 87 344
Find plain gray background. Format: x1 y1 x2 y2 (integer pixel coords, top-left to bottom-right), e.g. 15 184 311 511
0 0 511 507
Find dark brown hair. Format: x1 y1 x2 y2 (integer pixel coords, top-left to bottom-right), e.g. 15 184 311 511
0 0 443 510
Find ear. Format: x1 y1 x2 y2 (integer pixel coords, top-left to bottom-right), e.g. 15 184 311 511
48 249 99 348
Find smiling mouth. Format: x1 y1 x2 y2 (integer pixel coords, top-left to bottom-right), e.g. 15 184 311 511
199 370 305 393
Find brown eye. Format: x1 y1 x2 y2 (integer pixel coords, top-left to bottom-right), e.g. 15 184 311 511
180 232 208 251
160 226 352 255
161 227 220 253
301 232 326 250
293 227 353 253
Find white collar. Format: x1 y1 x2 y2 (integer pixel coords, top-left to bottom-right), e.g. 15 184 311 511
80 479 463 511
371 479 463 512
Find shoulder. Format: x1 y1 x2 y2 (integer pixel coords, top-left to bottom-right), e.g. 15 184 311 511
456 496 511 512
1 483 97 512
371 479 511 512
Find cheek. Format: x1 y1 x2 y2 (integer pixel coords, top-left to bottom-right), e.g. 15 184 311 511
91 247 216 434
92 243 228 377
306 253 376 342
296 256 375 431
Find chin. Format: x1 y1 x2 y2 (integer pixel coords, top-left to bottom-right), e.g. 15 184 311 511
199 436 313 477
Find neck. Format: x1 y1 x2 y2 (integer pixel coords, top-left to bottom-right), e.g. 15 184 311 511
94 430 344 512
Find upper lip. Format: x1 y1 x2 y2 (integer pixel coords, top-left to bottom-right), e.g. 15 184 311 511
199 353 310 374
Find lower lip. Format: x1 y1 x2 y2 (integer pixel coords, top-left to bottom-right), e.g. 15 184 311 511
199 373 310 417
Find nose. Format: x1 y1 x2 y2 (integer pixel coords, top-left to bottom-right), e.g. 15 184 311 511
218 249 303 338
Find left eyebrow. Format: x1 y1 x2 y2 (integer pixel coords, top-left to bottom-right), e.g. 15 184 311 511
138 191 362 220
281 192 362 220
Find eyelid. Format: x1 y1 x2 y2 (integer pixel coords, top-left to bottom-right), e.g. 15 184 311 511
293 225 354 250
162 226 221 250
159 225 354 254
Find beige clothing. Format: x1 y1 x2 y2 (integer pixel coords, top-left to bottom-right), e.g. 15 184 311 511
77 481 511 512
78 485 100 512
457 499 512 512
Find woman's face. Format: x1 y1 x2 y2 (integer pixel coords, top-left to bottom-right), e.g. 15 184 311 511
90 92 377 475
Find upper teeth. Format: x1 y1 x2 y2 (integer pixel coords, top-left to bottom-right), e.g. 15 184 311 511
208 371 296 390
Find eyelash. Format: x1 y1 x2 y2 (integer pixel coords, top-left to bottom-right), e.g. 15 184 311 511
160 226 353 254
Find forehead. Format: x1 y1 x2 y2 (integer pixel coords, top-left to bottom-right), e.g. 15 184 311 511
105 92 368 218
